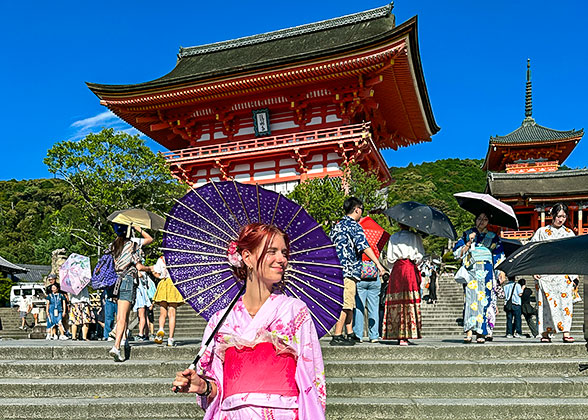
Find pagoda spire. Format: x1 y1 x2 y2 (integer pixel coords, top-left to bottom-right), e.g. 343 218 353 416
523 58 535 126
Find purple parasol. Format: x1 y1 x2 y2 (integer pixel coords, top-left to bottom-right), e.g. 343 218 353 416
161 181 344 338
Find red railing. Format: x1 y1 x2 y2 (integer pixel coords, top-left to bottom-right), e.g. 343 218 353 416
162 123 371 163
502 227 588 239
501 230 535 240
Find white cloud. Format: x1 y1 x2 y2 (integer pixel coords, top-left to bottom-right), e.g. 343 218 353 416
68 110 141 140
71 111 117 129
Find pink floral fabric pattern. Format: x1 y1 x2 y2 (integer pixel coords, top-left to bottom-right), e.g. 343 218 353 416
196 294 326 420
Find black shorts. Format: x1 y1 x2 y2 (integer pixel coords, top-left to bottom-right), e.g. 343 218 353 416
147 307 154 323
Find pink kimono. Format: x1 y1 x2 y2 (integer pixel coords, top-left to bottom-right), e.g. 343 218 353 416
196 293 326 420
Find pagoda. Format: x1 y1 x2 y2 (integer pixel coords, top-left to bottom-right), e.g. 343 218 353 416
87 4 439 193
483 60 586 239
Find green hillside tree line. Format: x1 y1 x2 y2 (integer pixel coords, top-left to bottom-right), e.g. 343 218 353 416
1 128 486 267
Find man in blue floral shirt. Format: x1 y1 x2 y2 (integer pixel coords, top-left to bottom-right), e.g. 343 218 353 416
330 197 386 346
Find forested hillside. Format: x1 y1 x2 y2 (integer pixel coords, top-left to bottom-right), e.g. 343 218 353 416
1 159 488 266
0 178 81 265
387 158 487 254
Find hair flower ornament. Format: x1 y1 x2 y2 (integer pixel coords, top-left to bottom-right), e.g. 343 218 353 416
227 241 243 268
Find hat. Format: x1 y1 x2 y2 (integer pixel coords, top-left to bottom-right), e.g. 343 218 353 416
113 222 128 237
47 273 57 280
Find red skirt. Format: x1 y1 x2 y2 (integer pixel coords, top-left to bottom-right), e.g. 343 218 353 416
382 259 422 340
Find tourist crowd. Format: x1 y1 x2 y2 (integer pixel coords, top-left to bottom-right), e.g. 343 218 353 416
329 198 580 346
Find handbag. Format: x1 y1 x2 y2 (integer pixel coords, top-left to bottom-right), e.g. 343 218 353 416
91 251 118 289
360 260 378 280
454 265 470 284
504 283 516 312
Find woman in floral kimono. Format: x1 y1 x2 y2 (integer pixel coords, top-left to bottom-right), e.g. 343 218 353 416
530 203 577 343
453 213 505 344
173 223 326 420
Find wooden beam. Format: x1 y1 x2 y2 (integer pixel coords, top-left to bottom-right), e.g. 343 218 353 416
135 116 159 123
150 122 169 131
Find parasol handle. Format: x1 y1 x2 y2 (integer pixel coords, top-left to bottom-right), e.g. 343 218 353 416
173 282 247 393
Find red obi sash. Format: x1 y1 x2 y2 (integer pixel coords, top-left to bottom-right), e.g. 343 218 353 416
223 342 298 399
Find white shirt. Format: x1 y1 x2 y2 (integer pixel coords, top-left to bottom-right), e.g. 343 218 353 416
18 296 30 312
153 256 170 279
386 230 425 266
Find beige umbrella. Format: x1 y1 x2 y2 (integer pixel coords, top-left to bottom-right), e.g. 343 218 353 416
107 208 165 230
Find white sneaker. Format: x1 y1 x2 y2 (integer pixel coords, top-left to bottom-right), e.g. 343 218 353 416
505 334 513 339
109 346 125 362
45 334 51 340
59 334 69 340
513 332 521 338
167 338 175 347
107 337 114 342
51 335 58 340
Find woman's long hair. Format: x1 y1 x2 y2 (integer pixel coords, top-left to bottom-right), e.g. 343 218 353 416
112 234 128 259
231 223 290 282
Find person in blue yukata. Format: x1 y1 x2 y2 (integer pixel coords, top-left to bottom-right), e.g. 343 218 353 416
330 197 386 346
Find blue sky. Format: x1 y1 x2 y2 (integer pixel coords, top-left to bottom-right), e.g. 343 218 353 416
1 1 586 180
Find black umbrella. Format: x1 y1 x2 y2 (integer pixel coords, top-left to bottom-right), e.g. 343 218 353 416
496 234 588 276
500 238 523 258
384 201 457 240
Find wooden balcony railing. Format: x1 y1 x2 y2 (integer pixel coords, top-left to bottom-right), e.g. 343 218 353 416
502 227 588 239
162 122 371 163
500 230 535 240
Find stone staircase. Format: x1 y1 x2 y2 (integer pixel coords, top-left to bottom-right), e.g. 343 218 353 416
1 338 588 419
420 274 585 338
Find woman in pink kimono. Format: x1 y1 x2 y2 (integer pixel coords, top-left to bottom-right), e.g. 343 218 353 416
173 223 326 420
530 203 577 343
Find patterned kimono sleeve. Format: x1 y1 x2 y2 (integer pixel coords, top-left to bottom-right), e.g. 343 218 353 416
490 234 506 268
453 229 471 259
195 313 224 416
293 305 326 420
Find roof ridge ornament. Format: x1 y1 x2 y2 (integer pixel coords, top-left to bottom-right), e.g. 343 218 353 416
522 58 535 127
177 3 394 59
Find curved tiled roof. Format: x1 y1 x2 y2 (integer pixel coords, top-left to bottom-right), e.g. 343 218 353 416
486 169 588 198
490 117 583 145
87 4 399 94
0 255 28 274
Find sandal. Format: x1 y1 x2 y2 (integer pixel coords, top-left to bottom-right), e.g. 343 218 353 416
476 337 486 344
563 336 575 343
540 337 552 343
463 337 472 344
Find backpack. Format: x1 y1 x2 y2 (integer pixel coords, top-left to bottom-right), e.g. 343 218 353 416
91 251 118 289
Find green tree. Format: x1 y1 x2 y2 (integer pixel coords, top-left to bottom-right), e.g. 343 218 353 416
0 276 13 307
288 164 385 233
44 128 185 257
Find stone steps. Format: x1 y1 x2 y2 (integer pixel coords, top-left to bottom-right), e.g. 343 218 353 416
4 396 588 419
2 376 588 399
1 339 587 419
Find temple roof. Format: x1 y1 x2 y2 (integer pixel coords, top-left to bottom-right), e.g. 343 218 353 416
482 60 583 171
88 4 397 94
486 169 588 199
87 3 439 151
0 255 28 274
489 119 583 145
